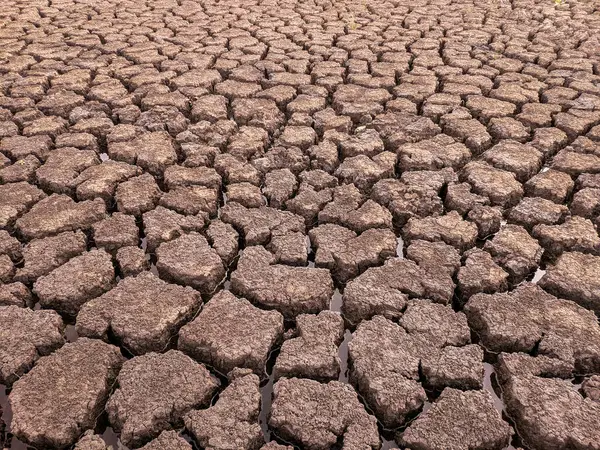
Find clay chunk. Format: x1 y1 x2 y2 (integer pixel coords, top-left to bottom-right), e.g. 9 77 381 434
139 431 192 450
9 339 124 449
76 272 200 354
184 370 263 450
273 310 344 381
269 377 380 450
503 374 600 450
231 246 333 319
33 249 114 316
106 350 219 448
400 388 513 450
15 194 105 240
156 232 225 293
465 283 600 373
0 306 64 386
179 290 283 375
538 251 600 314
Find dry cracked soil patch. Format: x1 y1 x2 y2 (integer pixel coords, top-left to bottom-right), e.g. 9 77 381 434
1 0 600 449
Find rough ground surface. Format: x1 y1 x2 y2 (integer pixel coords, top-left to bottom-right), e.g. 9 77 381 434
1 0 600 449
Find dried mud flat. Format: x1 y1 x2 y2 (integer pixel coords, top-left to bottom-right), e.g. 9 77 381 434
1 0 600 448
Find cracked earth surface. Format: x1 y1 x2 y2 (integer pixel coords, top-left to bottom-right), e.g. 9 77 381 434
1 0 600 449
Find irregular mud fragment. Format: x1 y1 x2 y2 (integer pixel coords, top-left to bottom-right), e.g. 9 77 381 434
443 118 492 154
481 140 542 182
116 246 149 277
342 199 393 233
263 168 298 209
33 249 114 316
9 338 124 449
495 353 574 384
551 149 600 177
227 182 265 208
179 291 283 375
309 223 357 268
328 228 396 283
231 246 333 318
0 282 32 307
156 232 225 293
403 211 478 252
421 344 484 390
0 181 47 228
571 187 600 219
371 111 440 150
15 194 105 240
445 182 489 215
35 147 99 194
205 220 239 266
401 167 458 193
397 134 471 171
577 173 600 190
525 169 574 204
106 350 219 448
457 249 509 300
267 231 308 266
343 256 455 326
269 377 380 450
163 165 222 190
468 205 503 238
405 239 461 277
273 310 344 381
286 185 333 225
0 154 40 184
502 373 600 450
349 302 473 427
538 251 600 314
142 206 206 252
14 230 87 283
160 185 219 217
215 154 261 185
73 430 108 450
400 388 513 450
340 129 384 159
109 131 177 176
319 187 394 235
483 224 543 283
334 153 396 192
465 283 600 373
92 213 139 252
318 183 363 224
583 376 600 403
115 173 162 217
139 431 192 450
184 370 263 450
533 216 600 256
398 299 470 349
0 306 64 386
72 160 142 202
507 197 568 229
0 254 14 283
461 161 523 207
0 230 21 261
0 135 51 161
221 203 304 246
76 272 200 354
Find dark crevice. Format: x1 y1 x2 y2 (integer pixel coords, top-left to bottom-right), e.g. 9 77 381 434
259 347 279 443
